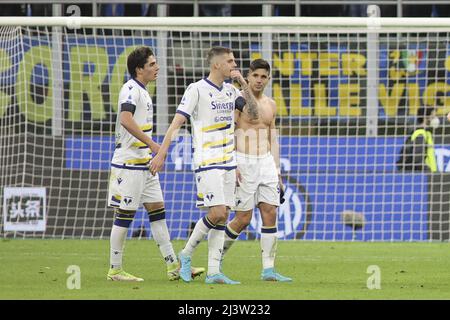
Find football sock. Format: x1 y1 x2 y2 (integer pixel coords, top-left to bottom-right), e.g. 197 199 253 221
208 224 225 275
181 216 214 257
261 226 278 269
110 225 128 270
149 210 178 266
110 209 135 270
222 224 240 258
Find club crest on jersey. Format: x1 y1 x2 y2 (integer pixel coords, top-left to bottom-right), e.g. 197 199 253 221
164 255 175 264
123 197 133 206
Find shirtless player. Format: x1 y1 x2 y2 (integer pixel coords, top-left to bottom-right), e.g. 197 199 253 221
221 59 292 282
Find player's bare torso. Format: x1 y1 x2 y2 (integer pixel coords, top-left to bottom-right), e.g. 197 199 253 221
235 94 276 156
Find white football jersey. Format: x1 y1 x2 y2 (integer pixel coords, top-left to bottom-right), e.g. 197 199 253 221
177 78 241 172
111 78 153 170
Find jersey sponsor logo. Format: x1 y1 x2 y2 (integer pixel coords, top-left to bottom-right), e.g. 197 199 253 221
214 115 233 122
211 101 234 111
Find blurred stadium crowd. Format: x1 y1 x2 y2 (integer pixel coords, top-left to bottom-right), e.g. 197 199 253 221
1 3 449 18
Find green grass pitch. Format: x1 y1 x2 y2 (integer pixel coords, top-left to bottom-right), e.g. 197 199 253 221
1 239 450 300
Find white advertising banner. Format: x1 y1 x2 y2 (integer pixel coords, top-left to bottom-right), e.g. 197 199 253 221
3 187 46 232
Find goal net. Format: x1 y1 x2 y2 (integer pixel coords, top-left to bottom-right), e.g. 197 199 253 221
1 17 450 241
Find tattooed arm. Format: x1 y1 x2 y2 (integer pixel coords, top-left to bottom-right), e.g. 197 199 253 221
230 69 259 120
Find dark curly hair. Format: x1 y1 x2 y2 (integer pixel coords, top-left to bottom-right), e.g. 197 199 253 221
127 46 154 78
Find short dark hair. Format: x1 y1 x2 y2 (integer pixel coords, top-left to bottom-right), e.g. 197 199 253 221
249 59 271 73
127 46 154 78
207 46 232 65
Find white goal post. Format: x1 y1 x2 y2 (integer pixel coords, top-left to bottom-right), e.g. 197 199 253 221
1 16 450 241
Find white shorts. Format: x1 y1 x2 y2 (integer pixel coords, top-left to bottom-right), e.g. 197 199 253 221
195 168 236 209
234 152 280 211
108 166 164 211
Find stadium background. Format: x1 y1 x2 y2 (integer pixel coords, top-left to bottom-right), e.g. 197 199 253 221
2 0 450 242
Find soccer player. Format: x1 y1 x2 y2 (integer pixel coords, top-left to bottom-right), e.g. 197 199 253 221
150 47 259 284
222 59 292 282
107 46 204 282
